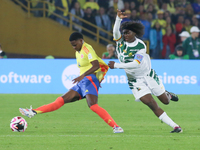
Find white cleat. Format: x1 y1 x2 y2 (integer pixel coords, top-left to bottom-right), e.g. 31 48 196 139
19 105 36 118
113 126 124 133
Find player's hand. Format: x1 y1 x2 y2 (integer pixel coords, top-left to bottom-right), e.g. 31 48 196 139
108 61 115 69
117 9 127 19
72 75 84 84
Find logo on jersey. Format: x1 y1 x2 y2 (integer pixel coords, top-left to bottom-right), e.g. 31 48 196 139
81 54 84 59
128 52 133 57
85 89 89 92
123 50 127 53
119 44 123 47
62 64 79 90
134 54 143 64
136 87 141 91
88 53 92 60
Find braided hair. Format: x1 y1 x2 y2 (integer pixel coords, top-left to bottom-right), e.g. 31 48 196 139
120 21 144 38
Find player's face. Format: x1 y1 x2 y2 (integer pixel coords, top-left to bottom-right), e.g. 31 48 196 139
122 29 136 43
70 39 83 51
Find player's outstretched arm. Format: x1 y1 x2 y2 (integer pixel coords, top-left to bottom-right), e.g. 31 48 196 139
108 60 139 69
113 9 127 41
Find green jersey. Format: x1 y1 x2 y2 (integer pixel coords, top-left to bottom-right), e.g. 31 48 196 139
169 54 189 60
116 37 146 63
182 37 200 59
115 37 151 79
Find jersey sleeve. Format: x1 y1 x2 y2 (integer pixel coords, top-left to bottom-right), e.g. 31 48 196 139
114 54 144 69
114 61 139 69
113 16 123 42
182 38 188 55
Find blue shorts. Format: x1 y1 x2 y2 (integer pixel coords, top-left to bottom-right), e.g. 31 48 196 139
71 74 99 99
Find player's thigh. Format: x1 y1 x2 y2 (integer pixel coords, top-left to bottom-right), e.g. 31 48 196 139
62 89 80 103
157 92 170 104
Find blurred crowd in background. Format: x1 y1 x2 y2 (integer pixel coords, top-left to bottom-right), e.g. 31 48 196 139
7 0 200 60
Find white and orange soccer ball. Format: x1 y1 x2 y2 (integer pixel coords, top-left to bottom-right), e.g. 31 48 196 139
10 116 28 132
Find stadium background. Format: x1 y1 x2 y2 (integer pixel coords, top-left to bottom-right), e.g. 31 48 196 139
0 1 200 150
0 0 200 95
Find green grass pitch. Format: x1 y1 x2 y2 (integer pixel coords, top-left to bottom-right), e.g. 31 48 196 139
0 94 199 150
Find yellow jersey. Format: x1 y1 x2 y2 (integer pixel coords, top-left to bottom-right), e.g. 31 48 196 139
76 42 108 82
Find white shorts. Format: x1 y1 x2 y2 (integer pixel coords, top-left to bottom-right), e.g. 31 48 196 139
129 76 165 102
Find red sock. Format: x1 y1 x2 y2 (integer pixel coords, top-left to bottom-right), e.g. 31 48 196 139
33 97 64 114
90 104 119 128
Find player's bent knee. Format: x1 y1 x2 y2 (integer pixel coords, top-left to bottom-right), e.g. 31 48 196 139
62 90 80 103
90 104 98 112
162 99 170 105
157 94 170 105
159 97 170 105
86 94 98 107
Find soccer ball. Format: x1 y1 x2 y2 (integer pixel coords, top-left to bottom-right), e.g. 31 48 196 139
10 116 28 132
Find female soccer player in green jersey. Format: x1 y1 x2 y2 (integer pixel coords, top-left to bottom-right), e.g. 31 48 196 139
19 32 123 133
108 9 182 133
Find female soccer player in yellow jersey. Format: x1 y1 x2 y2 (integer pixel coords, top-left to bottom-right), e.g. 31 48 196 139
19 32 123 133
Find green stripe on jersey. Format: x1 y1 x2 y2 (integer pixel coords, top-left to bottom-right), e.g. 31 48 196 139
149 69 160 85
128 81 134 89
149 69 153 77
116 40 145 63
